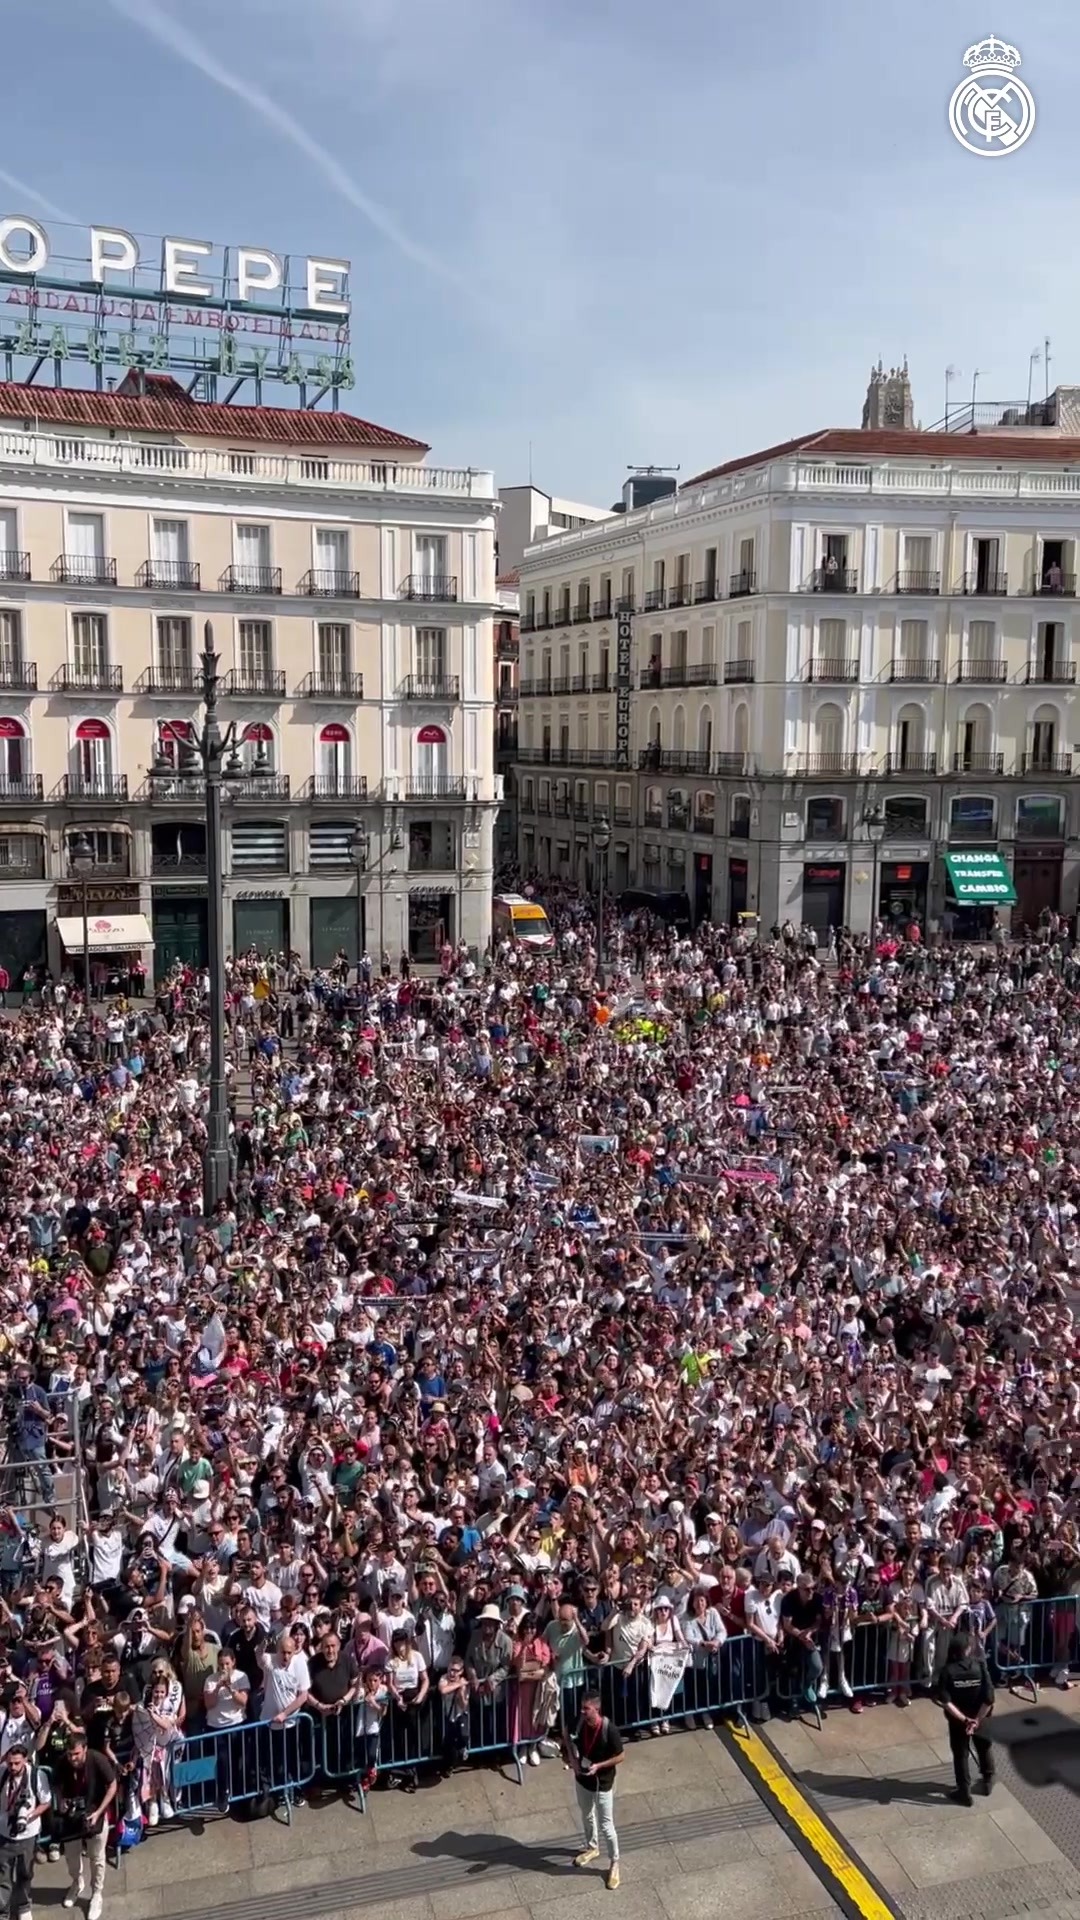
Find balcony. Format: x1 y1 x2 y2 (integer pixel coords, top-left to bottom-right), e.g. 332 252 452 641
497 683 519 705
299 774 370 801
637 748 712 775
62 774 128 801
961 572 1008 596
0 661 36 693
551 605 572 628
614 594 636 614
693 811 715 835
135 559 201 591
520 613 536 634
660 663 719 687
52 663 123 694
222 667 286 697
404 775 468 800
573 603 592 625
1033 574 1077 597
896 570 941 594
533 613 552 631
219 564 282 594
729 816 751 839
667 584 692 609
496 727 518 754
535 796 551 815
519 679 551 699
550 675 573 695
810 567 858 593
230 774 291 801
516 746 622 768
299 568 361 597
643 587 666 612
613 806 633 825
590 670 611 692
592 599 612 620
0 552 29 583
295 670 364 699
729 570 756 597
1026 661 1076 684
135 665 198 695
790 753 861 776
808 657 859 682
714 752 752 775
884 752 937 774
723 658 755 684
952 751 1005 774
1021 752 1073 775
151 850 208 877
573 800 590 820
694 578 719 604
401 674 461 703
667 808 691 832
566 673 586 693
138 775 205 805
51 555 116 588
0 777 42 804
553 796 572 816
496 631 519 658
890 658 941 682
955 658 1006 683
399 573 458 602
644 808 663 828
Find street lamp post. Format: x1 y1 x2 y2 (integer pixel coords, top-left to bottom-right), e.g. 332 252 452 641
67 831 95 1002
863 802 886 939
152 619 244 1212
592 812 611 988
348 825 370 976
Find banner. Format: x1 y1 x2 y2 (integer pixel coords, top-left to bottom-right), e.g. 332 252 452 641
649 1649 690 1713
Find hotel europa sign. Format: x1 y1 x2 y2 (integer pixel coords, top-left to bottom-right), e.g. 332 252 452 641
0 215 354 401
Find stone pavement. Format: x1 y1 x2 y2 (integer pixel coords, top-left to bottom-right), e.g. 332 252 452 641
29 1687 1080 1920
766 1682 1080 1920
28 1724 843 1920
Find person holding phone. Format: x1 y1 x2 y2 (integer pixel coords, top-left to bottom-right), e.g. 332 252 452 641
567 1692 624 1890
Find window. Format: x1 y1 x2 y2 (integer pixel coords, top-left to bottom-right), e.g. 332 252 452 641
65 828 128 871
239 721 275 773
154 718 195 770
0 718 25 787
894 704 927 766
416 627 447 680
806 796 845 837
409 820 454 871
73 718 112 792
71 613 107 676
66 512 105 578
231 821 288 871
309 820 359 869
233 524 271 587
0 611 23 675
315 527 349 582
318 623 351 683
818 617 847 657
1017 794 1064 839
0 833 43 876
414 535 447 586
1030 706 1059 768
949 794 995 838
812 702 845 757
318 722 351 781
667 787 690 831
576 582 590 618
156 617 193 677
884 795 928 835
151 519 190 574
239 620 273 678
902 534 932 577
730 795 751 838
967 618 996 660
415 723 448 784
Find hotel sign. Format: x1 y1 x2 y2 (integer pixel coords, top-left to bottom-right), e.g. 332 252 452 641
0 215 353 397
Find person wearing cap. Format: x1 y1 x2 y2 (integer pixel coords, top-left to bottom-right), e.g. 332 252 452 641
0 1738 50 1920
934 1629 995 1806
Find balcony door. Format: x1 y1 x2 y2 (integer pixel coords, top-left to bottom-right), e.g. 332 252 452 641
318 722 351 783
318 622 350 685
72 613 107 678
74 718 111 791
0 720 25 787
67 513 104 578
234 524 270 579
315 528 348 584
157 617 193 678
414 534 447 590
152 519 189 575
416 627 446 682
415 723 448 784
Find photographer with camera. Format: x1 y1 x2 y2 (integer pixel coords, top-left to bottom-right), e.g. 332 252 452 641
53 1730 116 1920
0 1740 52 1920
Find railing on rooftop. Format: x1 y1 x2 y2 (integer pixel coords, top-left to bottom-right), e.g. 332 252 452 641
0 431 496 499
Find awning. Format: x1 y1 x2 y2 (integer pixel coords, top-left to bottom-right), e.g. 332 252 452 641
942 850 1016 905
56 913 154 954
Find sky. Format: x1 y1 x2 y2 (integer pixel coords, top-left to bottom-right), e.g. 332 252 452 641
1 0 1077 501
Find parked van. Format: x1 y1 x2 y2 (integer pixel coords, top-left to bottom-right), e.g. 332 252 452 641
492 894 554 950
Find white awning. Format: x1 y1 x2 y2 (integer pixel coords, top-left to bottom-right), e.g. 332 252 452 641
56 913 154 954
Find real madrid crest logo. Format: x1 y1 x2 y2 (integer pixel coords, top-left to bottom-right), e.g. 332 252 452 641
949 36 1035 156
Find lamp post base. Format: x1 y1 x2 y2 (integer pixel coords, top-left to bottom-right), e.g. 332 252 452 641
202 1145 231 1212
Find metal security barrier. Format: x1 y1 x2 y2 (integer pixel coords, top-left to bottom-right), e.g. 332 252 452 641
171 1714 319 1824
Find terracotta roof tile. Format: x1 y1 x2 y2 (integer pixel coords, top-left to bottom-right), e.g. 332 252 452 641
0 375 428 451
684 427 1080 488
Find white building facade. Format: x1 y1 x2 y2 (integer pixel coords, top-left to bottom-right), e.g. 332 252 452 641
514 427 1080 935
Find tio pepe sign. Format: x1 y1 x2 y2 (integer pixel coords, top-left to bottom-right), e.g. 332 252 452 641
0 216 349 317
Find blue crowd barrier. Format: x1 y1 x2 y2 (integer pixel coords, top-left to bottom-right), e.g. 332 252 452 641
172 1714 319 1824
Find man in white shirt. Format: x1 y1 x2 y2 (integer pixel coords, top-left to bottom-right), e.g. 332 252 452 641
258 1634 310 1722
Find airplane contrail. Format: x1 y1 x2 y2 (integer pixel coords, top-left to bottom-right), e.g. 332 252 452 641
0 171 79 225
108 0 472 292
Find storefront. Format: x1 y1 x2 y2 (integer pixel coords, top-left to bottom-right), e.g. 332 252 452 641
408 889 453 962
878 860 929 930
310 894 363 968
694 851 713 925
54 910 154 992
0 909 47 983
232 895 290 957
801 862 846 933
942 848 1016 936
728 857 748 921
1012 846 1064 929
151 894 208 974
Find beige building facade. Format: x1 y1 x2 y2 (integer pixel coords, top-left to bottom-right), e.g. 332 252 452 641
514 425 1080 935
0 376 497 979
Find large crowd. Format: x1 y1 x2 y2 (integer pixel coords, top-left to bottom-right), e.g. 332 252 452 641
0 889 1076 1909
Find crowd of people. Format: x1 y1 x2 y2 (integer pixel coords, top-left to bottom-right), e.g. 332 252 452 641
0 890 1074 1908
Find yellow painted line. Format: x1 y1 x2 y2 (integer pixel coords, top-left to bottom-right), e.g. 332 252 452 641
732 1723 897 1920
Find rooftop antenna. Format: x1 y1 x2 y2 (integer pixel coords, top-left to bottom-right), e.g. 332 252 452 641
945 365 960 429
970 368 985 429
626 464 681 474
1027 348 1042 418
1045 336 1052 404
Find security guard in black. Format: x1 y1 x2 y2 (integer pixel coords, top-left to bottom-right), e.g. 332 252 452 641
934 1633 994 1805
